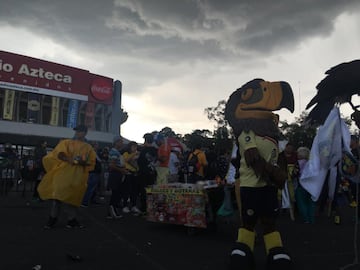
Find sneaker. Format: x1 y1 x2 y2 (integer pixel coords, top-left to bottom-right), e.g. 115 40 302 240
66 219 84 229
131 206 142 214
44 217 57 229
80 204 88 208
109 205 123 219
122 206 130 213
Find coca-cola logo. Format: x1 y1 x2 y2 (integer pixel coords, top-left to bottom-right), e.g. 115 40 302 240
90 78 113 101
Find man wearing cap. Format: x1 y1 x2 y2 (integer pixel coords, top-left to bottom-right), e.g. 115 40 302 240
38 124 96 229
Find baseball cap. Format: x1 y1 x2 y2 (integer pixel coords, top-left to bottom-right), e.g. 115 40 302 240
73 124 88 132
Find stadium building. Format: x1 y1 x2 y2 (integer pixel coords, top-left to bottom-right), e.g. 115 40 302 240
0 50 127 152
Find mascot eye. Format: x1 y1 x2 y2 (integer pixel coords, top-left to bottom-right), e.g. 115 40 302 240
241 88 253 101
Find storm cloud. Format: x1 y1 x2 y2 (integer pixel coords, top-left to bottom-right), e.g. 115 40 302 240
1 0 360 141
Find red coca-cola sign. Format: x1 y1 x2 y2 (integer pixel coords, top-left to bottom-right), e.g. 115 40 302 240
90 77 113 101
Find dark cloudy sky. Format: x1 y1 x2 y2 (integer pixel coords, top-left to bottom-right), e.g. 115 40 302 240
1 0 360 142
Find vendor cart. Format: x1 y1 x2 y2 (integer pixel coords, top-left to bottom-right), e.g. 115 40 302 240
146 181 225 234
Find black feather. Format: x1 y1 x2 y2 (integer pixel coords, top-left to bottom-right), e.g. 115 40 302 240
306 59 360 125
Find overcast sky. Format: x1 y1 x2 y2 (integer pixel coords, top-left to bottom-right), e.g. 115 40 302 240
1 0 360 143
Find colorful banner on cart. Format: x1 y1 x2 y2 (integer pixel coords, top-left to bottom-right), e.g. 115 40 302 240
66 99 79 128
3 89 15 120
146 188 207 228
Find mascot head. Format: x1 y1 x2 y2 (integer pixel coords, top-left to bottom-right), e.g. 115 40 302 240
225 78 294 139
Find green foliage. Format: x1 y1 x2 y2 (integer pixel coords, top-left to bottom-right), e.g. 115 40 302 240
204 100 228 129
213 126 233 154
183 129 213 150
203 100 233 153
279 112 316 149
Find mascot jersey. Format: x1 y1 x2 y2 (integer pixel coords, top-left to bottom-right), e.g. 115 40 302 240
238 130 279 187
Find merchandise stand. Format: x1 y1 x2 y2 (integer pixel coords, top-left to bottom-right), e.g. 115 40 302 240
146 181 224 233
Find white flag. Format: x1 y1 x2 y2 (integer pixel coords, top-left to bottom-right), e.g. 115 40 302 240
300 107 349 201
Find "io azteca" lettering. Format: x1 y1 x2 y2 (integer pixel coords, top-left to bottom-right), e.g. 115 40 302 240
0 59 72 83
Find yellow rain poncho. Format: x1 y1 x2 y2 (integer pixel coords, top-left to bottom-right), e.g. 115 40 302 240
38 139 96 206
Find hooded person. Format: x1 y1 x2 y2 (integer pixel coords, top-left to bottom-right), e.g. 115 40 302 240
38 124 96 229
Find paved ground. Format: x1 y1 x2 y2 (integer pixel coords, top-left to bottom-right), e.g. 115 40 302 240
1 185 360 270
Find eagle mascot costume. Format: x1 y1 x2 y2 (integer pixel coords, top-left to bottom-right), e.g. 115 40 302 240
225 78 295 270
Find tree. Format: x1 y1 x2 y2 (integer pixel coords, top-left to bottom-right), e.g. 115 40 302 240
183 129 213 150
204 100 228 129
213 126 233 154
204 100 233 153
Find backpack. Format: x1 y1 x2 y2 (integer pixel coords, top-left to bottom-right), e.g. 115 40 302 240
187 152 200 174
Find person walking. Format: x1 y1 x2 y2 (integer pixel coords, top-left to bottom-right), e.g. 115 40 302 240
137 133 157 213
122 141 142 214
81 141 102 207
107 135 128 219
32 140 47 200
38 125 96 229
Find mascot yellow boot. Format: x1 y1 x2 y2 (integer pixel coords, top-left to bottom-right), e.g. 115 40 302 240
225 79 294 270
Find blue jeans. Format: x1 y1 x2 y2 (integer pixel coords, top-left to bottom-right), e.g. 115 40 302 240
82 173 100 205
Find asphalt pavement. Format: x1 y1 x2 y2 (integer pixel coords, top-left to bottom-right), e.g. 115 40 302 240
1 185 360 270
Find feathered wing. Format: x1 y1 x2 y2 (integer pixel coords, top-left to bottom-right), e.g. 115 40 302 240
306 59 360 125
306 100 336 126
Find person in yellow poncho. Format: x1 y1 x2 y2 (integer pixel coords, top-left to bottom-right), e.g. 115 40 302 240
38 124 96 229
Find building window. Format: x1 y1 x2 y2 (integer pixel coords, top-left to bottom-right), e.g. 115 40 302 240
0 88 4 119
18 92 28 122
61 99 69 127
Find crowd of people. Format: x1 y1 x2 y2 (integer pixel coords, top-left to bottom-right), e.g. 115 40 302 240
1 128 360 230
277 139 360 226
0 127 231 228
